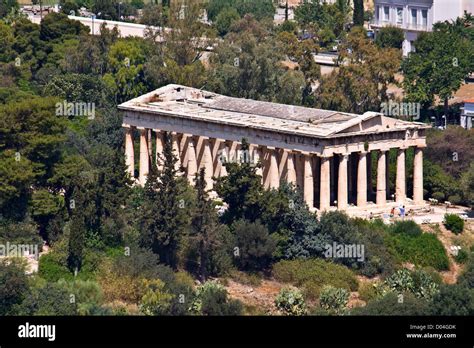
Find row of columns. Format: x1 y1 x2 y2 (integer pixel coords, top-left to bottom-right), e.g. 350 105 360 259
124 126 424 210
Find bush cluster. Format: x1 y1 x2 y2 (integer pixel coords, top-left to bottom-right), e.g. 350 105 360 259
443 214 464 234
272 259 358 300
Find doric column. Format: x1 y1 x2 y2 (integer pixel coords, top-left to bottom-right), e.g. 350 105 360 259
253 145 263 177
320 156 331 210
267 147 279 189
125 126 134 178
147 129 153 158
303 153 314 208
376 150 387 205
413 147 424 204
278 149 287 179
212 139 224 177
186 137 198 183
154 129 164 171
200 137 214 191
338 154 348 210
396 148 406 203
286 151 297 185
296 154 304 190
357 151 367 207
172 132 181 171
139 128 149 185
367 151 373 200
218 140 229 177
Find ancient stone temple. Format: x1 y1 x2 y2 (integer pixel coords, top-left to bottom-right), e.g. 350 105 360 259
119 84 429 213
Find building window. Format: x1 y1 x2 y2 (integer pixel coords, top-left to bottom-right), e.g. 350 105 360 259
376 6 379 20
421 9 428 27
411 9 417 26
397 7 403 24
383 6 390 21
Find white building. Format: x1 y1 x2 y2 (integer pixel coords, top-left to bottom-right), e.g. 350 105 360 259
372 0 474 56
461 99 474 130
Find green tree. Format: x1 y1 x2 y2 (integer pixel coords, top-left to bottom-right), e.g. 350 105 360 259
0 259 29 315
315 27 401 113
232 219 276 272
207 0 274 22
352 0 364 26
140 132 188 269
402 27 474 117
189 168 227 281
14 282 77 315
430 284 474 315
67 188 86 272
214 139 264 224
40 12 88 41
0 0 18 18
215 7 240 36
375 26 405 49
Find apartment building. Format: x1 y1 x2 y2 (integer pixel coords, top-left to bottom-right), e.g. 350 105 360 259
372 0 474 56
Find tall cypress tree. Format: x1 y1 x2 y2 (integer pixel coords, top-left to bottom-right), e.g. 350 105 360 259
67 186 86 273
214 139 264 224
189 168 223 281
140 131 186 269
353 0 364 26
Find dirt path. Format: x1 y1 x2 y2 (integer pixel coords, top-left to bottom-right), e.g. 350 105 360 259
224 279 284 315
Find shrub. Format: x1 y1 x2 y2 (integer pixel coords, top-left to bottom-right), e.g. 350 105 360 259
430 284 474 316
431 191 445 201
443 214 464 234
38 252 74 282
275 287 306 316
421 267 443 285
232 220 276 272
14 282 77 315
350 218 397 277
377 269 439 301
57 279 104 315
386 232 449 271
390 220 422 237
448 194 463 205
272 259 358 300
190 281 242 316
454 249 469 264
358 282 378 303
319 286 349 315
351 292 431 316
139 279 174 316
458 256 474 288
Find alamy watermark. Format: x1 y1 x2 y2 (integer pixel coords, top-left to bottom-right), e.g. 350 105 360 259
324 242 365 262
56 100 95 120
0 242 39 260
218 148 258 166
380 101 420 120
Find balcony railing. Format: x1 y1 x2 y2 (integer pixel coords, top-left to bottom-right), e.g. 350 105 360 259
370 19 430 31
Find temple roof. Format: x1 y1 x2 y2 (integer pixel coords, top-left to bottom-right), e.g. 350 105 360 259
118 84 430 139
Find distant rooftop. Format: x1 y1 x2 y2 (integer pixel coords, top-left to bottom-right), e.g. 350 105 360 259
119 84 428 139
